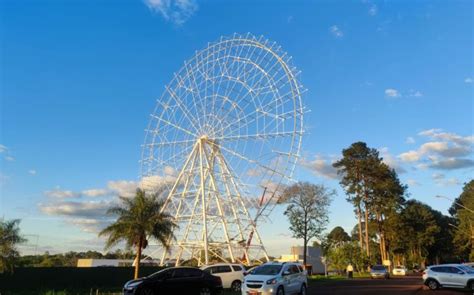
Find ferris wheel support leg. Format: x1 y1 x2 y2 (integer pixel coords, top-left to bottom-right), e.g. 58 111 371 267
159 142 200 266
203 141 236 263
172 149 199 267
199 139 209 265
216 148 269 264
160 141 200 214
213 145 250 263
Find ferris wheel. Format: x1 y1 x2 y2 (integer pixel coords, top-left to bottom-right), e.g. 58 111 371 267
141 33 304 266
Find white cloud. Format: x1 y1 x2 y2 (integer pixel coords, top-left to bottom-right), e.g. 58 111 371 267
144 0 198 26
407 179 420 186
379 147 406 173
432 173 461 186
44 188 81 199
66 218 110 233
432 173 444 180
465 77 473 84
0 144 7 153
368 4 377 16
107 180 137 198
385 88 401 98
4 156 15 161
409 90 423 97
82 189 109 197
399 150 421 162
329 25 344 38
419 129 474 146
28 169 37 175
399 129 473 170
299 155 340 179
406 137 416 144
39 200 113 233
246 168 263 177
429 157 474 170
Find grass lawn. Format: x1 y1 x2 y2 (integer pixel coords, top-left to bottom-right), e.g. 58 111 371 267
308 273 371 285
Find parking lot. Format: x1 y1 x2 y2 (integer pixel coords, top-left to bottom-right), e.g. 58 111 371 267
307 276 472 295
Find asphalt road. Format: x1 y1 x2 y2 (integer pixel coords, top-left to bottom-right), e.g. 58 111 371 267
307 276 473 295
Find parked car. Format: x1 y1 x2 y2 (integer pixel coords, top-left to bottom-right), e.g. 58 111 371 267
123 267 223 295
392 265 407 276
423 264 474 290
201 263 245 291
463 262 474 269
370 265 390 279
244 266 259 276
241 262 307 295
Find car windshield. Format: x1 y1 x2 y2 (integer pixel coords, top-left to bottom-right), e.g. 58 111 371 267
252 265 282 275
371 265 386 271
459 266 474 273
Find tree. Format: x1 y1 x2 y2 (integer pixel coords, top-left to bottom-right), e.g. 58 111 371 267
326 226 351 247
368 163 406 262
99 188 177 279
333 142 381 257
450 180 474 260
398 200 440 268
0 219 26 273
282 182 334 266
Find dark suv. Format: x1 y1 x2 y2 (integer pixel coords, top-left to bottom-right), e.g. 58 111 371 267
123 267 223 295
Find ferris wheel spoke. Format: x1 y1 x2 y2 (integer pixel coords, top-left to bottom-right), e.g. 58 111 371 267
213 131 300 141
212 142 293 182
142 138 196 147
151 114 198 138
165 85 201 133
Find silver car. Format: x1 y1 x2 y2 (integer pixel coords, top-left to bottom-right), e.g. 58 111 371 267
241 262 307 295
423 264 474 290
370 265 389 279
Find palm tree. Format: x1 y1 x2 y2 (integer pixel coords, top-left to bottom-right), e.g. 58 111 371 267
0 219 27 273
99 188 176 279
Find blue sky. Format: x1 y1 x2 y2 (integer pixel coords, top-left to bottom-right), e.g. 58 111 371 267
1 0 473 256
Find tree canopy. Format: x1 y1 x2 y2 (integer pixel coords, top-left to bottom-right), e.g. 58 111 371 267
99 188 176 279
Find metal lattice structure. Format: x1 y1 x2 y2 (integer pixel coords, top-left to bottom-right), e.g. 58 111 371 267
141 33 304 266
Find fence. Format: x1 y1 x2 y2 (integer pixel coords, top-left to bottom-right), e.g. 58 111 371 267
0 267 164 294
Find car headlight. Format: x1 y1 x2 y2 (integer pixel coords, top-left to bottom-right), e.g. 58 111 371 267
125 281 143 289
266 278 278 285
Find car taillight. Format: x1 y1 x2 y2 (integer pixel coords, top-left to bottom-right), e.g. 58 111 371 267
216 276 222 285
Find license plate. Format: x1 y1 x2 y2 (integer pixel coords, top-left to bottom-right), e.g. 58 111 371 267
247 291 259 295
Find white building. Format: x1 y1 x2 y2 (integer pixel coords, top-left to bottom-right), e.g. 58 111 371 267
77 259 160 267
276 246 325 274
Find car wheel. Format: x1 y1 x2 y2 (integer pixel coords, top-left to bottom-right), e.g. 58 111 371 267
299 284 307 295
231 280 241 292
277 286 285 295
427 279 439 290
139 287 154 295
200 287 211 295
468 281 474 290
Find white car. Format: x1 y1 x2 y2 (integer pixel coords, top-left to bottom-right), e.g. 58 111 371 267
201 263 245 291
423 264 474 290
242 262 307 295
392 266 407 276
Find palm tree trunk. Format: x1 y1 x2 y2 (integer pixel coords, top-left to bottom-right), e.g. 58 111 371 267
134 237 143 279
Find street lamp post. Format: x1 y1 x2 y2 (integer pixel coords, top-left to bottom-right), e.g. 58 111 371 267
435 195 474 214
